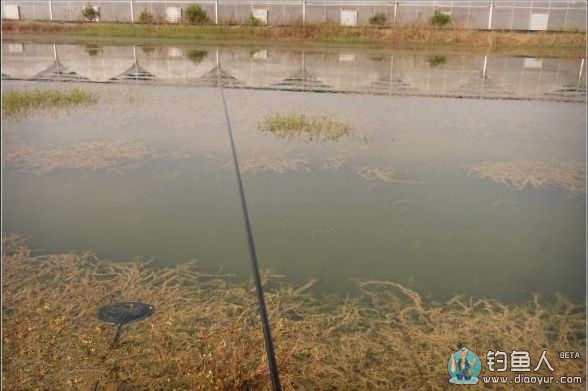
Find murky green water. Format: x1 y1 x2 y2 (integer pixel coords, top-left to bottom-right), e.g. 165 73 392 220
2 43 586 302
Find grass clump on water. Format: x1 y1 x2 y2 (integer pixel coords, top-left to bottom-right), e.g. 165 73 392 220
259 113 353 142
2 88 98 118
2 236 585 390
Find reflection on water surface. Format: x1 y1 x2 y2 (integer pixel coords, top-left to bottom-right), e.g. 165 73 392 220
2 42 586 101
2 42 586 303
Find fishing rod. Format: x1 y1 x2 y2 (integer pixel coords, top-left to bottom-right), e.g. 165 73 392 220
218 70 283 391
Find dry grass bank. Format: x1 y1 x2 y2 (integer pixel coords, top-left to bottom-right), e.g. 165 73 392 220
2 236 585 390
3 21 586 57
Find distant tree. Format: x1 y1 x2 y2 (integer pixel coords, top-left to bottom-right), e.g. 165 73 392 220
369 12 387 26
138 10 154 24
82 4 100 22
430 10 451 27
245 14 262 26
186 4 209 24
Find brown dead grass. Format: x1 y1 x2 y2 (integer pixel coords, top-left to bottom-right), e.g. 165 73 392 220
466 160 586 196
2 236 585 390
2 20 72 34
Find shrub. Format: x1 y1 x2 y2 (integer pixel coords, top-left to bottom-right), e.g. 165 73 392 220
368 12 387 26
245 15 262 26
186 4 209 24
81 4 100 22
430 10 451 27
138 10 154 24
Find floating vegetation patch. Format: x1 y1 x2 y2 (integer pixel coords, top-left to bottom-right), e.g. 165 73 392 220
259 113 353 143
393 199 415 215
2 236 585 390
357 165 426 184
466 160 586 196
240 157 310 175
2 88 98 118
4 140 151 174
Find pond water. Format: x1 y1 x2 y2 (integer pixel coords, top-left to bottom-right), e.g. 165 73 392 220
2 42 586 302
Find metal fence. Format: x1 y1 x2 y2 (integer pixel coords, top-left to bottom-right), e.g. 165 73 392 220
2 1 587 31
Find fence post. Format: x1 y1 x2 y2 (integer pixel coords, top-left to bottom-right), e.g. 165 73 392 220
130 0 134 22
49 0 53 20
302 0 306 26
393 1 397 24
215 0 219 24
487 0 494 30
563 2 569 30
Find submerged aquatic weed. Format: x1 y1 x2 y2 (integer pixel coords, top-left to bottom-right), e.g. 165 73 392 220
3 139 192 174
240 157 310 175
2 88 98 118
3 140 149 174
321 156 345 171
2 236 585 390
357 165 426 184
259 113 353 142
